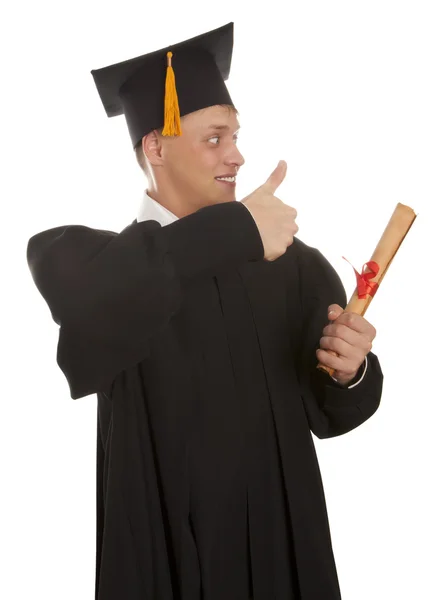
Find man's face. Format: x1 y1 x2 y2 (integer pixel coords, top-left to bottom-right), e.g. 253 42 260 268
160 104 244 209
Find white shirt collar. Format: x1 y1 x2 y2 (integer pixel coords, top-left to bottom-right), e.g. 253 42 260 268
137 190 179 226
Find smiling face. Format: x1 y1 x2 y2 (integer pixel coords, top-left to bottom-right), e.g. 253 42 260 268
142 104 245 215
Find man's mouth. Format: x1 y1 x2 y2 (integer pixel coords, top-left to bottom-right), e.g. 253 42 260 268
215 175 236 185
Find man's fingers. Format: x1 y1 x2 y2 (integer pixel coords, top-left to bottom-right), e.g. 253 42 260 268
329 311 376 343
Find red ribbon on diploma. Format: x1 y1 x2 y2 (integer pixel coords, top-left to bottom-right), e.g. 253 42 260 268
342 257 380 299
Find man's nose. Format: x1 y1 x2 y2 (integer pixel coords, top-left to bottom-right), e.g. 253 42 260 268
225 145 245 169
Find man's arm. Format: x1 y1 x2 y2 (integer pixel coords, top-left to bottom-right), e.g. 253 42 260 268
27 201 264 400
294 242 384 439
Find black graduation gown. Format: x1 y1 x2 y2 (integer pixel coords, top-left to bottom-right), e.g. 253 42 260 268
27 200 383 600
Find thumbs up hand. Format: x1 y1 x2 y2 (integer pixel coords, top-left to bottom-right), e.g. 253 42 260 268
242 161 298 262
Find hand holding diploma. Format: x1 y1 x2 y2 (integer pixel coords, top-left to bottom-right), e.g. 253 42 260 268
317 202 417 381
316 304 376 386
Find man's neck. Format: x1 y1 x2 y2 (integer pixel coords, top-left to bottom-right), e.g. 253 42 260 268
146 184 198 219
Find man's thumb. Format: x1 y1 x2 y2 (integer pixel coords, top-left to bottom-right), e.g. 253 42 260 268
264 160 287 193
328 304 344 321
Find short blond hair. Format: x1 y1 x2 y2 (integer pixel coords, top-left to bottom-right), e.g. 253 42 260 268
134 140 152 175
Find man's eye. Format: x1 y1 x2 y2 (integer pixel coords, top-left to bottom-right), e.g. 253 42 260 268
208 136 219 144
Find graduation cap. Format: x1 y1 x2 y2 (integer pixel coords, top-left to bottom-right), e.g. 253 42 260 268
91 22 235 149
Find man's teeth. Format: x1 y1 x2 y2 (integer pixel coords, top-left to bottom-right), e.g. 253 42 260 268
216 176 236 182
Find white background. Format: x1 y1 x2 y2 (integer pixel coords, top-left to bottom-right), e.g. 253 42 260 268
2 1 435 598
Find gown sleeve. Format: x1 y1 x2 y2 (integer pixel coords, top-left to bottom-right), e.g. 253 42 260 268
295 242 384 439
27 201 264 400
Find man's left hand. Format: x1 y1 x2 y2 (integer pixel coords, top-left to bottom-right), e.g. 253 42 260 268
316 303 377 386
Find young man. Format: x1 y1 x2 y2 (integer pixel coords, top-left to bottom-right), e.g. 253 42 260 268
27 22 383 600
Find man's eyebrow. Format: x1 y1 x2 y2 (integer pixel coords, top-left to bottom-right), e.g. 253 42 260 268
207 124 240 132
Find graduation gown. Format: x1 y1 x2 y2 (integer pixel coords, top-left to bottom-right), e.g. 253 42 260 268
27 200 383 600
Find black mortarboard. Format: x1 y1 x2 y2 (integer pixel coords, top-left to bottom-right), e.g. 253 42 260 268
91 22 235 149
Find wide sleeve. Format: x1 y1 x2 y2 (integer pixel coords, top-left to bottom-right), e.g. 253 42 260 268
294 242 384 439
27 201 264 400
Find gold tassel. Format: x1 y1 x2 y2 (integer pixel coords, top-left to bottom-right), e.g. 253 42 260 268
162 51 182 136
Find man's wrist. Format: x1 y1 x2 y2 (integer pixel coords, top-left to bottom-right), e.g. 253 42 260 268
330 356 368 388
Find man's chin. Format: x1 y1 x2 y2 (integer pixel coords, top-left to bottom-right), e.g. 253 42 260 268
213 188 237 204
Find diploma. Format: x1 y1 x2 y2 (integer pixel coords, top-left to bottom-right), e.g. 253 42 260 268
317 202 417 377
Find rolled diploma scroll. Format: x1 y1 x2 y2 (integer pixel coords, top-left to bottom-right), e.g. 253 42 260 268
317 202 417 377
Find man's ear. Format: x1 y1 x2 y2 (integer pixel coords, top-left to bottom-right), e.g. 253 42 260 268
142 130 164 167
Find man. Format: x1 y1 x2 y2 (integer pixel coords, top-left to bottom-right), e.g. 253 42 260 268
27 22 383 600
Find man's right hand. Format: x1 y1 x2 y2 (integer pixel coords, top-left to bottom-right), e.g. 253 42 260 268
241 160 298 262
